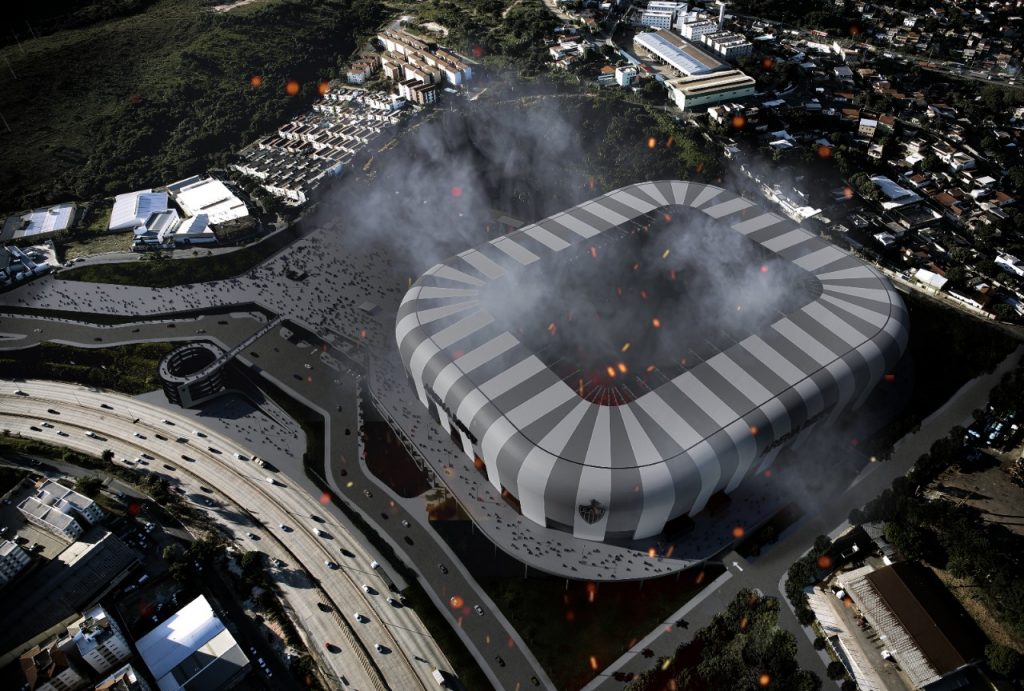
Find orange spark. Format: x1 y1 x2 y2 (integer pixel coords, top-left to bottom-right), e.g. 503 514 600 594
843 186 854 200
665 545 674 557
606 366 617 379
589 656 599 670
696 161 705 174
359 328 366 338
662 249 670 259
647 547 657 558
884 373 896 382
617 362 627 374
732 526 745 539
586 582 597 603
750 426 759 436
621 342 630 352
590 246 597 259
651 318 661 328
285 79 300 96
731 114 746 129
548 322 557 336
565 610 576 622
249 75 263 88
817 144 832 159
759 673 772 687
696 570 705 584
318 81 331 95
817 555 833 569
663 213 673 223
319 491 331 504
450 595 464 609
645 365 655 373
761 56 775 70
740 616 749 630
666 136 674 147
670 270 677 281
647 137 657 149
760 264 769 273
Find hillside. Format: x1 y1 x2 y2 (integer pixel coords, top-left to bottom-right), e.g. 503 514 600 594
0 0 387 214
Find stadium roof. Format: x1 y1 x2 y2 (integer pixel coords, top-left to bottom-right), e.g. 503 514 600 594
167 176 249 225
136 595 248 691
634 29 726 76
109 190 168 231
398 181 908 539
1 203 75 242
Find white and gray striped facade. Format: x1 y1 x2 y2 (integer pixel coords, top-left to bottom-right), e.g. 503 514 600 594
396 181 908 542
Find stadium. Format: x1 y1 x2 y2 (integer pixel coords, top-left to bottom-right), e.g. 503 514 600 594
396 181 908 542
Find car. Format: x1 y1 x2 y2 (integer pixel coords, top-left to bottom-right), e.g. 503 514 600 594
193 430 205 437
361 584 372 594
101 403 113 410
400 519 411 528
353 613 368 623
370 560 380 569
265 477 275 485
30 459 41 466
530 676 540 686
161 419 172 425
234 453 248 460
29 426 41 432
495 656 506 667
207 446 220 454
84 430 96 438
263 668 272 678
256 657 265 666
386 597 400 607
47 408 59 415
362 489 373 498
133 432 145 439
273 558 284 567
40 422 53 429
140 453 154 460
154 433 167 440
163 464 176 471
181 455 195 462
324 642 337 652
375 644 385 653
279 524 291 531
325 561 338 569
474 605 484 616
438 563 448 575
56 430 68 437
13 389 26 396
317 602 332 612
247 532 259 540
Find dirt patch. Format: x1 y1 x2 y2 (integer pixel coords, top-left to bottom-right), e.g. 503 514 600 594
932 566 1022 652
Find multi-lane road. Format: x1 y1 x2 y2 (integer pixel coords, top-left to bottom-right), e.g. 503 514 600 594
0 379 450 691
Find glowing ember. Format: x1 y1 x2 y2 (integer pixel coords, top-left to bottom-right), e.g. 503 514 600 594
843 186 854 199
817 555 833 569
759 673 771 687
884 373 896 382
450 186 463 197
359 328 366 338
285 80 300 96
662 213 672 223
640 290 648 300
471 45 484 58
731 114 746 129
586 582 597 603
590 655 599 671
647 136 657 149
732 526 745 539
647 547 657 558
319 491 331 504
617 362 627 374
646 365 655 373
249 75 263 88
740 616 749 630
651 317 661 328
606 366 617 379
760 264 769 273
621 342 630 352
817 144 832 159
761 56 775 70
750 426 758 436
662 249 670 259
450 595 464 609
317 81 330 95
548 322 557 336
590 246 597 259
696 570 705 584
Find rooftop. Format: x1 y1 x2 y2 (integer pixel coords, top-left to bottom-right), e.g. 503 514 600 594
634 29 727 76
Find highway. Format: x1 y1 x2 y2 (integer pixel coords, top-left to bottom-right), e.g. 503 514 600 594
0 379 451 691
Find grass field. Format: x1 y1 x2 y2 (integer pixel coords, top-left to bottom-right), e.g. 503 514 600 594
0 0 388 214
0 342 175 394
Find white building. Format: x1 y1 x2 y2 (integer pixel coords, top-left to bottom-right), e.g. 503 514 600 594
136 595 250 691
680 18 718 41
1 203 76 243
68 606 132 675
996 253 1024 277
615 65 639 87
639 2 688 29
0 538 31 585
702 30 752 58
19 642 86 691
18 479 103 542
95 663 152 691
666 69 756 110
167 176 249 225
109 190 168 232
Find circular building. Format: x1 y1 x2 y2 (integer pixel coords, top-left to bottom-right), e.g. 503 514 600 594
396 181 908 541
159 342 226 407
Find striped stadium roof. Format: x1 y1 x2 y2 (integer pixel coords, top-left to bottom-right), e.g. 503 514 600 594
397 181 908 541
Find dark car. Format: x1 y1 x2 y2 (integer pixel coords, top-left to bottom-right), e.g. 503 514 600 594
438 563 448 575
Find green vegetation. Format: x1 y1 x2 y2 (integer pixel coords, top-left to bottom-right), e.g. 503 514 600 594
784 535 835 627
74 475 105 497
0 341 175 394
624 590 821 691
482 566 724 691
0 433 98 467
0 0 389 214
869 293 1019 454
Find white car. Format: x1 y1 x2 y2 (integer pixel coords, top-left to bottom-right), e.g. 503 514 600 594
161 419 171 424
234 453 248 460
353 612 368 623
374 643 385 653
84 431 96 438
266 477 275 485
325 561 338 569
192 430 205 437
40 422 53 429
370 560 380 569
133 432 145 439
361 584 371 594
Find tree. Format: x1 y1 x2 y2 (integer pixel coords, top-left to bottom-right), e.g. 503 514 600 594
991 303 1018 323
985 643 1022 678
841 680 858 691
848 507 865 525
101 449 114 463
162 544 185 563
813 535 832 555
74 476 104 498
813 636 827 650
826 661 847 680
